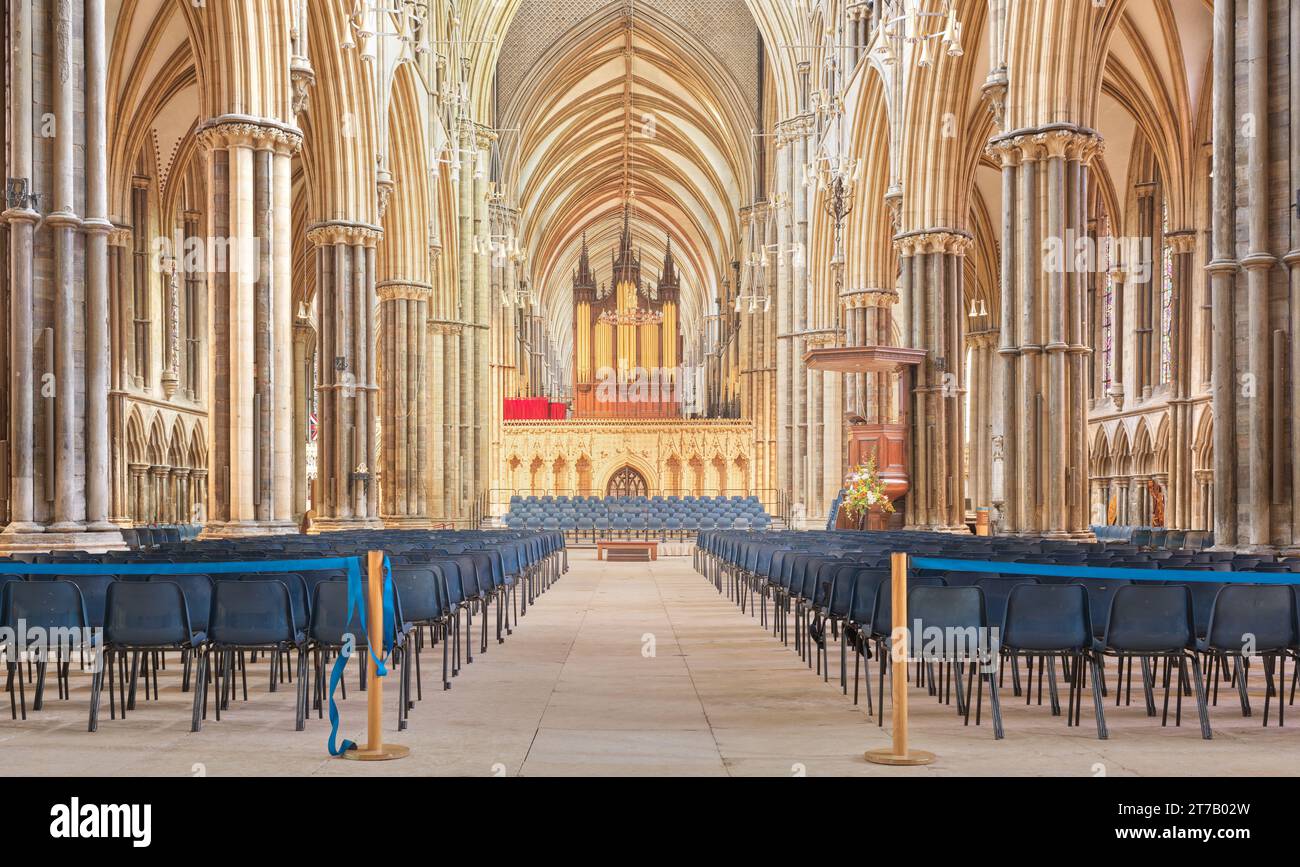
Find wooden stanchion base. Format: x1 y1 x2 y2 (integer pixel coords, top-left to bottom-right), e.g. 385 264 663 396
864 748 935 766
340 744 411 762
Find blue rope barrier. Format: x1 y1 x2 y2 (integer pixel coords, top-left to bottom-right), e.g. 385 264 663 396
0 554 395 756
909 555 1300 585
0 557 361 576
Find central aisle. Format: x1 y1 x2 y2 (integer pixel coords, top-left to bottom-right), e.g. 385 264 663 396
365 548 886 776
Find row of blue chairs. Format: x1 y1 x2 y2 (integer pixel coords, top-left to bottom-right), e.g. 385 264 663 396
1 529 567 733
1092 525 1214 549
698 529 1300 740
511 494 763 506
120 525 203 549
505 495 772 541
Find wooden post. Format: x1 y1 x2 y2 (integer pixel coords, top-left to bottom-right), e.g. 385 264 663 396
865 551 935 765
340 550 410 761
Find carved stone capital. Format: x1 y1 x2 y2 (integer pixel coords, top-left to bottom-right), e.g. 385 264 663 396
197 115 304 154
841 286 898 309
894 229 973 257
306 220 384 247
376 280 432 302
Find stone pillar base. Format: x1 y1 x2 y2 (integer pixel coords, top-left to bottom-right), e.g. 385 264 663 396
1 521 46 535
379 516 432 530
312 516 385 533
0 528 126 554
200 520 301 539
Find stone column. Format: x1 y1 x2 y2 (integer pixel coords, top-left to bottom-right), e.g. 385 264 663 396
193 470 208 526
1206 0 1238 548
456 128 475 518
1113 478 1130 526
989 141 1020 532
46 0 83 533
379 281 431 527
1240 0 1274 548
1 0 40 535
84 0 114 531
150 466 169 524
967 330 997 511
428 316 445 521
774 135 793 501
1194 468 1213 532
129 465 147 524
174 468 190 525
897 230 970 531
309 221 383 530
198 119 301 536
1166 231 1196 529
791 117 810 520
472 127 495 520
292 318 314 520
1292 0 1300 546
433 320 463 521
987 129 1100 537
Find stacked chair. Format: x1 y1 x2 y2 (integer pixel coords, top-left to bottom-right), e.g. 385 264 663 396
503 494 772 543
2 528 567 735
697 528 1300 741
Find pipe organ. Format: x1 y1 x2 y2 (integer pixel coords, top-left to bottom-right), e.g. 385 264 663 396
573 209 683 417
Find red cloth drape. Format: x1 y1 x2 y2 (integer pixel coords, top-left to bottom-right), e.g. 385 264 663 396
503 398 549 420
503 398 570 420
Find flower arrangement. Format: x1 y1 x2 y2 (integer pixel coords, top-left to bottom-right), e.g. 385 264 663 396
842 457 895 518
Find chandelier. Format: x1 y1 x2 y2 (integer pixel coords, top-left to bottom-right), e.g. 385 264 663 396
879 0 964 68
343 1 430 56
598 308 663 327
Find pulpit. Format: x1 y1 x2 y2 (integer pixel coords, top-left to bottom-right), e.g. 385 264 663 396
804 344 926 530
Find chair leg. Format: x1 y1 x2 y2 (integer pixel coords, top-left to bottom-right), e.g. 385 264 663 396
442 622 451 690
1088 654 1109 739
15 656 29 720
295 650 307 732
1046 655 1061 717
88 648 104 732
1188 653 1212 740
190 650 208 732
1233 656 1252 717
985 668 1004 740
1278 654 1286 727
6 661 15 721
1139 656 1157 717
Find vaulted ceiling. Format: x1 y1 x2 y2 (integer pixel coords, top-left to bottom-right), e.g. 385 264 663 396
494 0 760 363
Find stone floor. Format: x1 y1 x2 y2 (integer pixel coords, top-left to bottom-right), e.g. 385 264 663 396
1 550 1294 776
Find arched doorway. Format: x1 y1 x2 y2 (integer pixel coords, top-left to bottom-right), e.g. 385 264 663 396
606 466 648 498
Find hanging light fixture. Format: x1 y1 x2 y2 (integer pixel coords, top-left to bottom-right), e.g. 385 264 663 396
880 1 963 70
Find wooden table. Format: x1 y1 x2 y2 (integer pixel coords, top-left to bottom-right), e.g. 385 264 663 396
596 540 659 561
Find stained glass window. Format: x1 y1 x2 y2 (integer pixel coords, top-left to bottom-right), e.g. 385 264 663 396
1101 215 1114 394
1160 200 1173 383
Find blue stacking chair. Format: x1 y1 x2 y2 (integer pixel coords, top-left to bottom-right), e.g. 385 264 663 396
1197 585 1296 726
907 585 1003 738
1093 584 1210 738
3 580 94 721
91 580 203 731
1002 583 1107 738
193 579 307 732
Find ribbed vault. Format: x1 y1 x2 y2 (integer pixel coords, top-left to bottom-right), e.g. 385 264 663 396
496 1 758 363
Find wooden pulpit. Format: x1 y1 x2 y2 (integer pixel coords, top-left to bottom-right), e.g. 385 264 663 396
804 345 926 530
